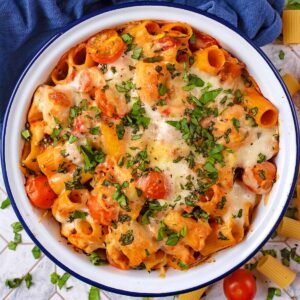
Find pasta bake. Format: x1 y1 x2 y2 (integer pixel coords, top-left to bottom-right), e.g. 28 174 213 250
21 20 279 273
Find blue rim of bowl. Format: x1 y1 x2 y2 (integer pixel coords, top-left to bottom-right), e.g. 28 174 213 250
1 1 299 297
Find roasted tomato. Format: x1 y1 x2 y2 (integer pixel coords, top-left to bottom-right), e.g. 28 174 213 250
87 29 125 64
136 171 168 199
25 175 57 209
189 31 218 51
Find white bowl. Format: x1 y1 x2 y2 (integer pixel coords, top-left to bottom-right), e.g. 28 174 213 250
1 2 299 297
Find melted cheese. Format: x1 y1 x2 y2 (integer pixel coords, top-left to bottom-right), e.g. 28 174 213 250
223 181 256 226
235 127 278 168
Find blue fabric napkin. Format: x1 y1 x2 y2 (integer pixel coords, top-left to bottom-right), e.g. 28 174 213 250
0 0 284 129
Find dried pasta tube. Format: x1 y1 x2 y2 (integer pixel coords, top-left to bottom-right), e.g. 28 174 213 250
283 10 300 44
282 73 300 96
161 22 193 40
244 89 278 128
297 184 300 220
179 287 208 300
277 216 300 240
257 255 296 288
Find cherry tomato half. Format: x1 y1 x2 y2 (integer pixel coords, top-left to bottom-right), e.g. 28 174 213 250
189 31 218 52
25 175 57 209
223 268 256 300
136 171 168 199
86 29 125 64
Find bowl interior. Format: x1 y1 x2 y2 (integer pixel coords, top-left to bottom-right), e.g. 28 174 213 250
2 4 299 296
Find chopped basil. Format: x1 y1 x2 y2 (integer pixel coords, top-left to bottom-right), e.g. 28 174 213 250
50 272 71 289
279 50 285 60
216 196 226 209
89 126 100 135
250 107 258 116
178 260 188 270
1 197 10 209
80 144 105 171
280 248 291 266
5 277 23 289
68 210 88 222
99 64 108 74
65 167 85 190
68 134 78 144
261 249 277 257
8 241 17 251
155 99 166 106
234 89 243 103
190 32 196 43
88 252 107 266
267 287 281 300
115 80 135 93
11 222 23 233
121 33 134 44
144 56 161 63
218 231 229 240
291 247 300 263
166 233 180 246
199 88 222 104
119 230 134 245
246 114 258 127
173 156 183 163
258 169 266 180
121 100 150 132
233 208 243 218
131 134 142 140
118 214 132 223
112 181 130 211
182 74 204 91
6 273 33 289
244 261 258 270
257 153 267 163
89 286 100 300
24 273 33 289
179 225 187 237
116 123 125 140
231 118 240 131
131 47 143 60
21 129 31 140
158 83 168 96
32 245 41 259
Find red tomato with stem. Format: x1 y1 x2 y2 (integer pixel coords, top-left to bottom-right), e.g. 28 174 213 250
223 268 256 300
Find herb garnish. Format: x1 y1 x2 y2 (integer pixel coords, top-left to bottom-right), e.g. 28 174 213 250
68 210 88 222
119 230 134 245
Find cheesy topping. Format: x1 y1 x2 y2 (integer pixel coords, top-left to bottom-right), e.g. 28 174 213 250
21 20 279 272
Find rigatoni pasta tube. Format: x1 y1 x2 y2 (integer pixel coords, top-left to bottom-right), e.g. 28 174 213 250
51 53 73 85
282 73 300 96
257 255 296 288
244 89 278 128
68 43 96 71
161 22 193 40
277 216 300 240
194 45 226 75
179 287 208 300
283 10 300 44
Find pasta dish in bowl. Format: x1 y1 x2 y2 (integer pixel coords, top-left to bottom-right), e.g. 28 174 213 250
2 3 299 296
